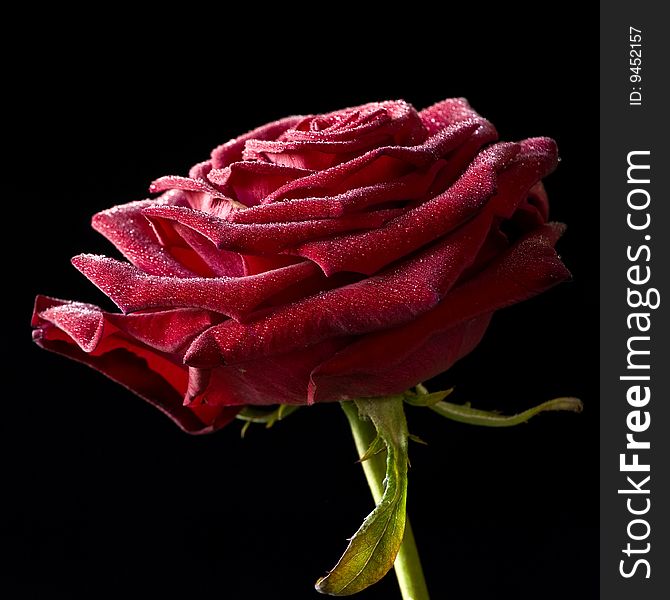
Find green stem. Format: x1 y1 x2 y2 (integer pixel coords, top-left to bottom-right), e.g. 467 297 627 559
342 402 430 600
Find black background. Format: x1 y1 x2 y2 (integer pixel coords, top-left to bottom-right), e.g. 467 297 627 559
4 6 598 599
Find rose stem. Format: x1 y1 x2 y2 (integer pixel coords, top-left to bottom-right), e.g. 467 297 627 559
341 402 430 600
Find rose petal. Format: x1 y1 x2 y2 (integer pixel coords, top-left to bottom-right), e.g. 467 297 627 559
296 137 558 275
91 197 196 278
527 181 550 222
242 101 427 169
309 223 569 401
310 316 494 402
188 160 213 180
36 300 221 355
32 296 236 433
488 138 558 219
149 175 228 198
262 118 483 203
419 97 490 135
97 189 225 278
71 254 319 320
121 191 242 277
183 209 500 368
184 338 351 407
210 115 305 169
207 161 311 206
148 178 245 224
294 142 521 275
420 98 499 187
143 205 400 254
287 100 424 144
167 222 245 277
228 161 445 225
229 197 345 224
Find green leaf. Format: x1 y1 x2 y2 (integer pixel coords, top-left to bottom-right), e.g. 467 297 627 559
408 434 428 446
235 405 300 436
429 396 583 427
357 434 385 463
277 404 297 421
316 397 409 596
404 386 454 406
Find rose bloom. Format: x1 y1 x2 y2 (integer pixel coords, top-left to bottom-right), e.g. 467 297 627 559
32 99 569 434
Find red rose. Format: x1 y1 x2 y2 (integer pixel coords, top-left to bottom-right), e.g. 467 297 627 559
32 98 570 434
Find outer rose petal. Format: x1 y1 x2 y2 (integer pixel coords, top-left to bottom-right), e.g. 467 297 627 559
94 190 239 278
419 97 492 135
142 205 400 254
183 210 497 368
420 98 500 186
294 142 520 275
184 338 352 407
71 254 318 320
309 223 569 402
149 175 229 198
228 197 345 224
91 197 196 278
32 296 236 433
227 161 446 225
188 159 213 180
296 137 558 275
312 316 495 403
527 181 550 222
166 222 245 277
